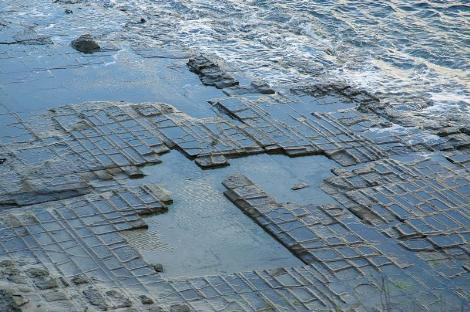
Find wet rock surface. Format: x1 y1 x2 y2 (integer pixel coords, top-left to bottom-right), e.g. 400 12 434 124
322 155 470 287
0 0 468 311
0 289 21 312
223 174 468 311
187 55 239 89
0 23 52 45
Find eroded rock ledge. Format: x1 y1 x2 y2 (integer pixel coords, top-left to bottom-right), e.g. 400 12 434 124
0 0 468 309
223 174 468 311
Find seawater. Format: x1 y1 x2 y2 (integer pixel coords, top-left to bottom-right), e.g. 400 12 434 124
121 0 469 125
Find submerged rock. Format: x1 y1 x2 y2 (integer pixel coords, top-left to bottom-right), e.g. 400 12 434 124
71 34 100 53
291 182 309 190
170 304 190 312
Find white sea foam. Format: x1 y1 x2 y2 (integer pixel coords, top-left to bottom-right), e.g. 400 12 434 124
101 0 470 124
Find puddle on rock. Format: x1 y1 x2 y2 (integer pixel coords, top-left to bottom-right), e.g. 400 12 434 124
1 46 223 118
123 151 336 278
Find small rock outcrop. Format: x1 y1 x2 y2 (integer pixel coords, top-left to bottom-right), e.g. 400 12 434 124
187 55 239 89
152 263 164 273
291 182 309 190
71 34 100 53
251 80 275 94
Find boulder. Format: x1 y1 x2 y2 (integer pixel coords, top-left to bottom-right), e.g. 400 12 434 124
71 34 100 53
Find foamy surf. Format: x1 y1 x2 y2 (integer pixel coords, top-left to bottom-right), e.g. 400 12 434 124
119 0 469 127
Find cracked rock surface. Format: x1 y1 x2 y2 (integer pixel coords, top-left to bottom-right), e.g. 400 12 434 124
0 0 468 311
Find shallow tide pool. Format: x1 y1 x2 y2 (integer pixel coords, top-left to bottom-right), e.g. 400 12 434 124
124 151 336 277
